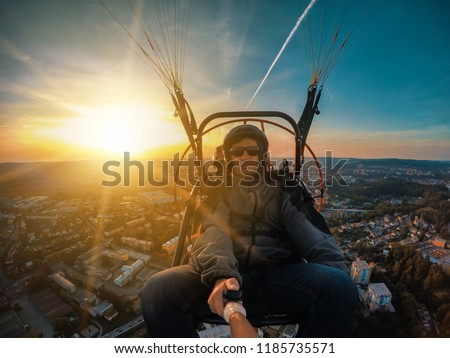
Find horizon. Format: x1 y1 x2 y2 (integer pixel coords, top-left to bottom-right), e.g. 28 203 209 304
0 153 448 200
1 0 449 162
1 154 450 166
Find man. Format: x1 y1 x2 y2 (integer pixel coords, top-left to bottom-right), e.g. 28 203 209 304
141 124 357 337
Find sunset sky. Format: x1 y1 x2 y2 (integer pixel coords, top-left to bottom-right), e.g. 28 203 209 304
0 0 449 162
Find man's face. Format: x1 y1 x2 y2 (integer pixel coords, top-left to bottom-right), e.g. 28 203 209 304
229 138 260 178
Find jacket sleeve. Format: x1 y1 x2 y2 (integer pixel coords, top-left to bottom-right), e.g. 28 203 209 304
190 199 242 287
280 191 349 273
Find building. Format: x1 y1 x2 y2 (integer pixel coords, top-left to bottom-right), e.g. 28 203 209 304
114 271 132 287
414 215 428 229
80 325 99 338
114 260 144 287
31 288 74 323
433 237 447 248
365 283 394 313
162 236 178 255
262 324 297 338
77 247 103 264
126 218 147 228
351 260 371 285
102 249 129 262
123 259 144 273
197 324 232 338
71 289 99 306
117 248 150 263
104 226 124 237
0 310 27 337
121 236 153 251
101 316 145 338
83 251 103 265
103 307 119 321
84 266 112 281
281 324 299 338
89 301 118 321
138 191 182 206
10 196 48 210
49 273 76 294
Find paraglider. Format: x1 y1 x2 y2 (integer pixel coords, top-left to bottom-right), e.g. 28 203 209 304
95 0 386 335
93 0 387 247
94 0 382 201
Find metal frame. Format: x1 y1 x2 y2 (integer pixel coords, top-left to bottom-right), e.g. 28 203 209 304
172 111 303 268
170 110 316 328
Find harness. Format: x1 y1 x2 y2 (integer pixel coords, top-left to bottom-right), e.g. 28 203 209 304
183 171 331 265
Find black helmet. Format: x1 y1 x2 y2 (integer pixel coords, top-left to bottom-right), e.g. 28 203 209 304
223 124 269 161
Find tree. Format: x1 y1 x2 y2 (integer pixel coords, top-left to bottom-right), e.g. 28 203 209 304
436 304 450 337
424 266 444 291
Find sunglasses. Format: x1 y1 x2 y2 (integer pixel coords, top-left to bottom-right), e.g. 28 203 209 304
229 146 260 157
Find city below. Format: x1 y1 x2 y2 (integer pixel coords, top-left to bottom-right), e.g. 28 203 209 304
0 158 449 338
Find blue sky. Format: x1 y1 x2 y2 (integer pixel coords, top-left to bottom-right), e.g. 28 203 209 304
0 0 449 161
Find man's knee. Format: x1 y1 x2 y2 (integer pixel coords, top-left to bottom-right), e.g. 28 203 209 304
141 271 171 310
141 266 205 309
327 268 358 304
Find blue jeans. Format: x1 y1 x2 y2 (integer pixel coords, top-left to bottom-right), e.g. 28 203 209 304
141 262 357 338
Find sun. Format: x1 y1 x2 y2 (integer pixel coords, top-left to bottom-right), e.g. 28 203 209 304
83 105 143 153
42 103 186 156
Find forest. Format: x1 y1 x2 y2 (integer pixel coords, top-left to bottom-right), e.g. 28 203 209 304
350 244 450 337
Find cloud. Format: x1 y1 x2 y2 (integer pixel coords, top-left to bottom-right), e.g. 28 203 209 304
1 0 449 162
308 126 450 160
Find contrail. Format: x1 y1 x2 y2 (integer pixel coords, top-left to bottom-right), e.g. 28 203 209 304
245 0 317 110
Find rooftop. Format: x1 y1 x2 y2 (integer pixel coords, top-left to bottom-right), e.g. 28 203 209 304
0 310 27 338
369 282 392 296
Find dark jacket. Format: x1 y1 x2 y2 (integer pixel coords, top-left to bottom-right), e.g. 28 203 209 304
191 179 348 288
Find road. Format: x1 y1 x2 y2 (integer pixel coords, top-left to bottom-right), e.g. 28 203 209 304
101 315 144 338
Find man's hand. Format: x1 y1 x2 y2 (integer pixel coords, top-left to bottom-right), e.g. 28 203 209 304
208 277 239 317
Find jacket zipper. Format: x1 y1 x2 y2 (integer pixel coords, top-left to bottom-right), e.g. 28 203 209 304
244 191 258 267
